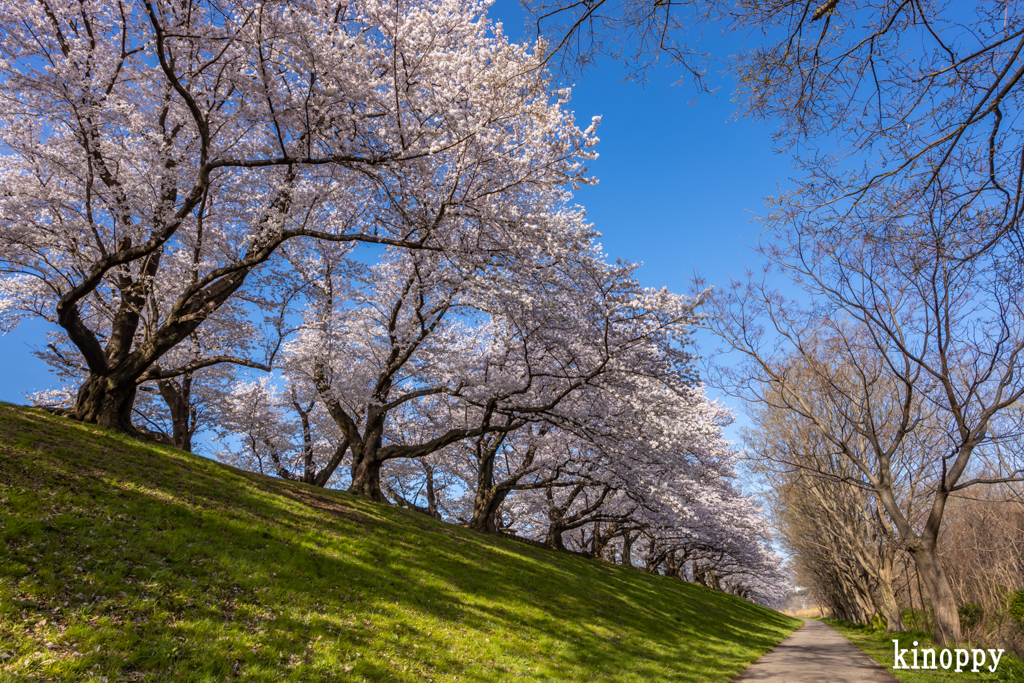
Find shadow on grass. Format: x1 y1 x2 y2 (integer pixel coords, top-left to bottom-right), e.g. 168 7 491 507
0 404 798 682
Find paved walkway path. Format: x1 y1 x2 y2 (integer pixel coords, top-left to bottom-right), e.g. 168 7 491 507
734 620 898 682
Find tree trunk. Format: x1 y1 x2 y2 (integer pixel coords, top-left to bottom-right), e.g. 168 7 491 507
877 582 904 632
590 522 603 557
425 466 439 517
665 551 681 580
311 441 349 488
544 524 566 550
877 557 905 632
855 578 877 624
622 532 635 567
693 563 707 586
346 425 387 501
543 484 570 550
645 538 667 573
348 455 385 502
590 522 618 560
466 431 518 533
468 455 510 532
469 488 507 532
299 406 315 483
73 374 139 433
910 546 961 645
157 376 196 452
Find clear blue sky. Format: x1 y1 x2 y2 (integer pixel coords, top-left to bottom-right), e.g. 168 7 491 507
0 4 793 418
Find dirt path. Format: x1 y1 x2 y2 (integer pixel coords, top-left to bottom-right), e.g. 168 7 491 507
734 620 898 682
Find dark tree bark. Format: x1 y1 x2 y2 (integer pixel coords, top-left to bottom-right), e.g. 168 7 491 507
541 482 619 551
468 433 512 532
75 374 140 433
466 427 557 533
156 375 197 452
311 442 349 488
621 530 638 567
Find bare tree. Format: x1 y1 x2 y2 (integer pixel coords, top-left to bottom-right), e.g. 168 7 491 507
940 481 1024 651
523 0 715 84
727 0 1024 259
526 1 1024 260
701 216 1024 645
748 408 907 630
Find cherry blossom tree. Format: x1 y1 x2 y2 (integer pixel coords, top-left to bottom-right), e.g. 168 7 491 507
468 376 789 605
214 376 347 485
212 232 787 598
381 453 465 519
274 240 726 559
26 246 297 448
454 424 566 533
0 0 597 435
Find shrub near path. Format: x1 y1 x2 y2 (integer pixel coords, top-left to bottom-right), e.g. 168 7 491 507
0 404 799 682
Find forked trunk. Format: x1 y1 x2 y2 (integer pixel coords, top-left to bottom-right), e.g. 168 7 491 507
544 522 566 550
468 481 510 532
469 491 499 532
467 433 513 532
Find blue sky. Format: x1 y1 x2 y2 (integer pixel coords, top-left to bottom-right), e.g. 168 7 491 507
488 0 793 288
0 4 793 438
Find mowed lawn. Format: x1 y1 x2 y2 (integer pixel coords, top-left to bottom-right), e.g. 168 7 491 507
0 404 799 682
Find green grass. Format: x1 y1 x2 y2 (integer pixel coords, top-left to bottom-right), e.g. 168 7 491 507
0 404 799 682
823 619 1024 682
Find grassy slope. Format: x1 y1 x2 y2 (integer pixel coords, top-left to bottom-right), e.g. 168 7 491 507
0 404 799 682
824 620 1024 682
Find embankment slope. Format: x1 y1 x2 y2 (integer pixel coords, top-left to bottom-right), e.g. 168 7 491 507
0 404 798 682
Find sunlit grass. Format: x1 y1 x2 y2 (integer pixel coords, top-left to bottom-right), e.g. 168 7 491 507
823 619 1023 682
1 403 799 682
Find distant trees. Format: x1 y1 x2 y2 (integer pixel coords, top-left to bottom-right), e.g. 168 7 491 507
747 405 905 630
939 483 1024 651
214 375 346 485
759 405 1024 652
526 0 1024 646
204 235 786 603
521 0 1024 628
703 209 1024 643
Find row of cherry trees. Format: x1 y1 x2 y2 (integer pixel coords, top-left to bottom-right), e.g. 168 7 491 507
0 0 784 604
200 241 785 603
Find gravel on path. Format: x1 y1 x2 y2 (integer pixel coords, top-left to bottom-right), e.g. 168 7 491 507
733 619 899 682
